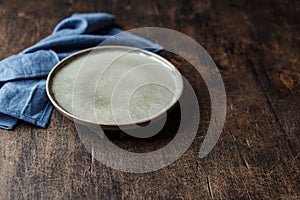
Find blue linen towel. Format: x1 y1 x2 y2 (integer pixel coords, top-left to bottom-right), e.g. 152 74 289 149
0 13 163 130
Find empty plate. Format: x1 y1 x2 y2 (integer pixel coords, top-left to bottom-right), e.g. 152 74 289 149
46 46 183 130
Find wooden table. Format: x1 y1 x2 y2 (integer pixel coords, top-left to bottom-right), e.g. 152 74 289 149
0 0 299 199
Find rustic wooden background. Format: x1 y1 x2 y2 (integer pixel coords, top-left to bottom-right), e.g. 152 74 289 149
0 0 299 199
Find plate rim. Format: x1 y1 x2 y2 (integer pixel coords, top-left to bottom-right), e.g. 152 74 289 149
46 45 184 130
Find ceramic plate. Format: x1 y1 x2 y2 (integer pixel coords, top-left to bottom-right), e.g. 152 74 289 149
46 46 183 130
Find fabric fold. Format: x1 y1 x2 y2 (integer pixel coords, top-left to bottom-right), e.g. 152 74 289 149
0 50 59 82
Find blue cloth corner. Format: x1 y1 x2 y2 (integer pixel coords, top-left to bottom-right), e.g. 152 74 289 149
0 13 163 130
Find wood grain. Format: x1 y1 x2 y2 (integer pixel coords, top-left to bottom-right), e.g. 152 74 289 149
0 0 299 199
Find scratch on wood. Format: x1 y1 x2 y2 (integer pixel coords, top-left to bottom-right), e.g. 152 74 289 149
232 135 250 169
207 175 214 199
247 190 252 200
232 135 237 141
90 147 94 176
245 139 251 148
153 4 159 15
242 156 250 169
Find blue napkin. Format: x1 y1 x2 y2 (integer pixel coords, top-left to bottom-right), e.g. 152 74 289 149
0 13 163 130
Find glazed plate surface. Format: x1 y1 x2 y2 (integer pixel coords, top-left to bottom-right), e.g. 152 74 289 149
46 46 183 129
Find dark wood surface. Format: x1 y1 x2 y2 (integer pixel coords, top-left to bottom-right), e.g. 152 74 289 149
0 0 299 199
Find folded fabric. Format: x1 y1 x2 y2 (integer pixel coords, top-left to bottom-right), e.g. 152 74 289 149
0 13 163 130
